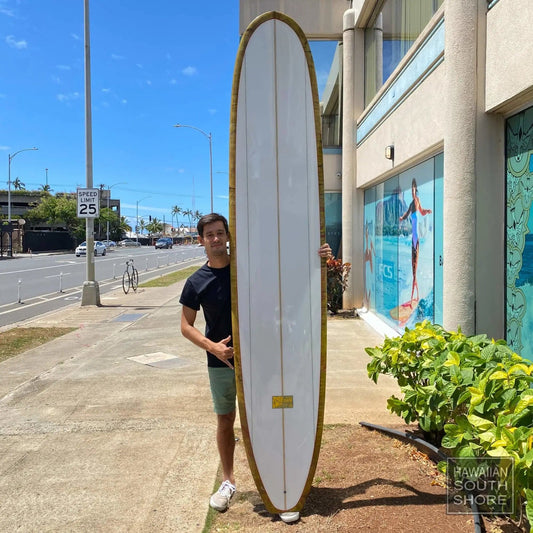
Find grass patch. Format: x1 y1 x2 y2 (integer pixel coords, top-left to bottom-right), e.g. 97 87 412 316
139 266 200 288
202 465 224 533
0 327 77 363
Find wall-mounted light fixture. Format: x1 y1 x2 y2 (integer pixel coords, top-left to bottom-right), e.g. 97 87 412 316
385 145 394 161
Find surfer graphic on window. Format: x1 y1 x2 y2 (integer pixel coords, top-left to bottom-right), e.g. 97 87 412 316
399 178 432 309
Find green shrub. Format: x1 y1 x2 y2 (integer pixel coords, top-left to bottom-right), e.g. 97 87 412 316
366 320 533 523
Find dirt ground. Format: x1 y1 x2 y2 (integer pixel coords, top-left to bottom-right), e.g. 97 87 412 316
209 424 525 533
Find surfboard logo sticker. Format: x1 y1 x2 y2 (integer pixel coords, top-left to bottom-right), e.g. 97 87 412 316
272 396 294 409
229 11 327 514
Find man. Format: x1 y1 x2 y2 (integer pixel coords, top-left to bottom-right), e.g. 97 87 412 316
180 213 331 520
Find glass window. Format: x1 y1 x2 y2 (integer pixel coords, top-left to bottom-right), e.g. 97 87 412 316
310 41 342 148
324 192 342 258
364 0 443 107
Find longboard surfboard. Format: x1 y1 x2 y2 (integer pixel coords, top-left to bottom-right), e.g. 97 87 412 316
229 12 327 513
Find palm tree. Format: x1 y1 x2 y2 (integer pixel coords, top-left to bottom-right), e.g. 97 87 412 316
119 216 131 235
39 184 52 192
193 210 203 223
139 218 146 235
146 217 163 236
183 209 193 235
171 205 181 233
12 177 25 190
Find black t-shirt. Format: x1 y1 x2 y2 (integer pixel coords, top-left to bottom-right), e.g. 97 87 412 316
179 263 234 368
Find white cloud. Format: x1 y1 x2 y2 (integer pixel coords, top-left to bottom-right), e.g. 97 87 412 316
6 35 27 49
56 65 71 71
208 108 217 115
121 99 127 104
102 88 111 93
0 2 15 17
146 80 152 86
170 79 177 85
136 63 143 69
57 92 80 103
0 145 10 151
71 33 81 41
111 53 124 60
182 66 197 77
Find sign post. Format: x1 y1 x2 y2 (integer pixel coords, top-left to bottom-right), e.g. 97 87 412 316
80 0 100 307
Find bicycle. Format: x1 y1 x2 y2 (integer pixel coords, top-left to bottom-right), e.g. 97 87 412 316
122 259 139 294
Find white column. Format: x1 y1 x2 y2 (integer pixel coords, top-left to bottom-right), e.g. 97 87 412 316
342 8 365 310
443 1 480 333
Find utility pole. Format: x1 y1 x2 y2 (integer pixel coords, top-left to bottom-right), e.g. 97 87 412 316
81 0 100 306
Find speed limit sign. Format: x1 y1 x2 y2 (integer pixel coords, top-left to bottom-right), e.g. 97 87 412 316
77 188 100 218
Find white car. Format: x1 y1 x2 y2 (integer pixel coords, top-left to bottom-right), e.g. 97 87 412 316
75 241 107 257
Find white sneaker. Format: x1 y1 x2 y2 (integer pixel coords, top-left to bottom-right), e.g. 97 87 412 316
209 480 236 511
279 511 300 523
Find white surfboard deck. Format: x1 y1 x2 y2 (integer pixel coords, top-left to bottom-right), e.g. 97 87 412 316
229 12 326 513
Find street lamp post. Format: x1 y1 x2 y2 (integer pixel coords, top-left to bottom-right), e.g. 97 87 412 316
106 182 125 242
136 196 151 242
8 147 38 222
174 124 213 213
81 0 100 306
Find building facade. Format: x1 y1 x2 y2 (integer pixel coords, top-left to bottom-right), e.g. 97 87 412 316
239 0 533 360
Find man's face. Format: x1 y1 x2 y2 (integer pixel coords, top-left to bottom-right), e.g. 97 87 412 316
198 221 228 257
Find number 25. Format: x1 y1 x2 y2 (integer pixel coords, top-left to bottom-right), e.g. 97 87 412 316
80 203 97 215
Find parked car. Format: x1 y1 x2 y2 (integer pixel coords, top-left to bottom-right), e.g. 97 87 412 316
155 237 173 249
119 239 142 247
75 241 107 257
102 240 116 250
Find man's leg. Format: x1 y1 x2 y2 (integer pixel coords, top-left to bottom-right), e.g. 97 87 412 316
208 367 237 511
217 410 236 485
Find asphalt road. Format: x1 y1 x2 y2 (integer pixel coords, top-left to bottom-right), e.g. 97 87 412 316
0 244 205 328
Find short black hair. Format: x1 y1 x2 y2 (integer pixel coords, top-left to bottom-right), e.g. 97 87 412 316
197 213 229 237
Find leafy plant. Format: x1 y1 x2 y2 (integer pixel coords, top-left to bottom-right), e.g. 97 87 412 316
326 258 351 314
366 320 533 524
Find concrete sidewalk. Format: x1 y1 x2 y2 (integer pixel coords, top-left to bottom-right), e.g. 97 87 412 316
0 271 400 532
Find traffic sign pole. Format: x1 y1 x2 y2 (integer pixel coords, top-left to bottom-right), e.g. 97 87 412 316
81 0 100 307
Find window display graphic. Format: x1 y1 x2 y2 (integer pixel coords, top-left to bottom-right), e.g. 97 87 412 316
393 177 433 325
506 107 533 360
364 158 435 331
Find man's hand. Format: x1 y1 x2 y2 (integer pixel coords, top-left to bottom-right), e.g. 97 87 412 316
318 243 332 259
181 306 234 369
211 335 234 369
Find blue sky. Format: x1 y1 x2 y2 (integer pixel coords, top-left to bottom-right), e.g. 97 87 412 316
1 1 336 229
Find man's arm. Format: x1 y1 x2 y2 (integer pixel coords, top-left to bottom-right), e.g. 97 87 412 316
180 305 234 368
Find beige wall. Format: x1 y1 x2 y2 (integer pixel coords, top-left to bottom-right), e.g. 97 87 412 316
239 0 348 38
356 64 445 188
486 0 533 113
323 153 343 192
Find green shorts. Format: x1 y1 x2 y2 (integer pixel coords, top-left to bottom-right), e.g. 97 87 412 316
208 367 236 415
